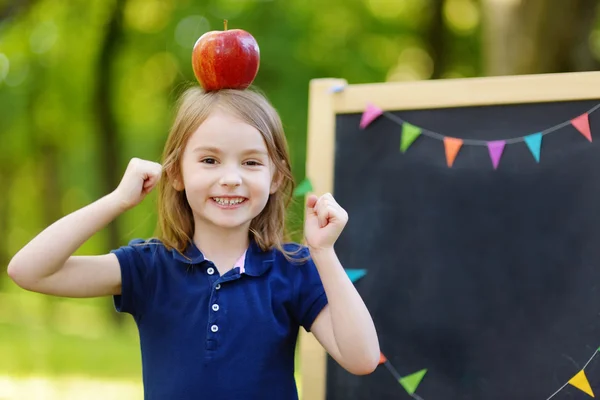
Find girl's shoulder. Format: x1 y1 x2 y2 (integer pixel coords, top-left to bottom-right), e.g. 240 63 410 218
128 237 164 247
117 237 177 266
271 242 314 274
271 242 313 266
127 237 168 254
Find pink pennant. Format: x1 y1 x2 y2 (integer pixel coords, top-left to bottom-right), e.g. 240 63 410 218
487 140 506 170
571 113 592 142
360 103 384 129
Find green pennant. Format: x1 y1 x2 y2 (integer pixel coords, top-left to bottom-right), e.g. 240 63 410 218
400 123 422 152
293 178 313 197
399 369 427 395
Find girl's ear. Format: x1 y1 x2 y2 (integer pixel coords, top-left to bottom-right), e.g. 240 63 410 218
167 165 185 191
270 170 283 194
173 179 185 191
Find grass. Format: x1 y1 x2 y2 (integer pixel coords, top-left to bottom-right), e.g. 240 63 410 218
0 287 304 398
0 322 141 379
0 288 143 399
0 375 143 399
0 289 141 379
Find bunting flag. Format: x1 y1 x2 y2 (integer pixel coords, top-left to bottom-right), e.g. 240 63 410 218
378 353 427 398
379 352 387 365
378 346 600 399
568 370 595 397
360 103 384 129
524 132 543 162
487 140 506 169
358 103 600 169
345 269 367 283
293 178 313 197
400 369 428 395
401 123 422 152
572 113 592 142
444 137 463 167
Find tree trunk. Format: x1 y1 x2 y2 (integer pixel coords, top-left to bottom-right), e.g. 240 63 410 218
481 0 600 75
0 171 12 290
427 0 448 79
95 0 127 326
40 142 64 325
0 0 38 22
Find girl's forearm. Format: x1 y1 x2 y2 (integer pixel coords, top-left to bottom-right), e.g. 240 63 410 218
310 247 380 369
8 192 124 282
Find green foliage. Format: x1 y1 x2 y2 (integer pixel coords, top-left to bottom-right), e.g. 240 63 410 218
0 0 486 386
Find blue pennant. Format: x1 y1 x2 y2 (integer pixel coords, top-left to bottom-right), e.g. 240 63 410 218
524 132 542 162
345 269 367 283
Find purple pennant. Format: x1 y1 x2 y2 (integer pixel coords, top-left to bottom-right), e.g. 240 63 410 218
487 140 506 170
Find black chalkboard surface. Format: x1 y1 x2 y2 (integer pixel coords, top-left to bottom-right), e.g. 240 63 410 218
327 99 600 400
299 72 600 400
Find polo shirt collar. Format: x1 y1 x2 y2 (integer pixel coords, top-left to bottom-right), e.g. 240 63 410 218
171 240 205 264
244 239 274 276
171 238 274 277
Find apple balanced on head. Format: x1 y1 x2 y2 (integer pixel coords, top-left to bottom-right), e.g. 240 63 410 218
192 20 260 92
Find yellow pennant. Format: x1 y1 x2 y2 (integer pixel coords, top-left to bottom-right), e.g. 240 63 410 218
568 370 595 397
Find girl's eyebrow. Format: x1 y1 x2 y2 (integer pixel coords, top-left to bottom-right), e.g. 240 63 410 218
241 148 268 156
193 146 221 154
192 146 268 156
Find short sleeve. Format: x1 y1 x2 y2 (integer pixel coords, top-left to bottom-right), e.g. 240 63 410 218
110 238 150 318
292 247 328 332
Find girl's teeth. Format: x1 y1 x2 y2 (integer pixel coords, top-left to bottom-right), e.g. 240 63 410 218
214 197 244 205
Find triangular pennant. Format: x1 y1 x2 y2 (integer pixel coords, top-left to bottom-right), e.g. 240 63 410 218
359 103 384 129
399 369 427 395
400 123 422 152
379 352 387 365
443 137 463 167
524 132 543 162
293 178 313 197
572 113 592 142
568 370 595 397
487 140 506 170
345 269 367 283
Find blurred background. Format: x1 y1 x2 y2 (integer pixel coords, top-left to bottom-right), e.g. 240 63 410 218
0 0 599 398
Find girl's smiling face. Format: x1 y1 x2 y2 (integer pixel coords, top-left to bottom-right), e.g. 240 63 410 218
176 108 280 232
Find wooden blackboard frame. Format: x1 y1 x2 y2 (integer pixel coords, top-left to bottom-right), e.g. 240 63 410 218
298 71 600 400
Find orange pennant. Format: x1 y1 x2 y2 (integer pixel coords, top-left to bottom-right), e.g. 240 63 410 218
379 352 387 365
572 113 592 142
444 137 463 167
568 370 595 397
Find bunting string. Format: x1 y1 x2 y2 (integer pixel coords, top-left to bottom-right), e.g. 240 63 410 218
382 104 600 146
378 346 599 399
358 101 600 169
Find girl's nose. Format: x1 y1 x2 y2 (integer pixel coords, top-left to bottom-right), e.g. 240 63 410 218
219 170 242 187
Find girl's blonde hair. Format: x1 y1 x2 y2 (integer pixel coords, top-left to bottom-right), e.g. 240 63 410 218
155 85 297 258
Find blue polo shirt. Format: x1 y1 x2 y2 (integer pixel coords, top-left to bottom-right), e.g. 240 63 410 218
111 238 328 400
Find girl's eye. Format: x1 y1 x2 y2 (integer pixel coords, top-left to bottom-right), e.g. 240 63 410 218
200 158 217 164
244 160 262 166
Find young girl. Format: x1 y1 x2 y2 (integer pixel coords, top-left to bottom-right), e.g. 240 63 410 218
7 86 379 399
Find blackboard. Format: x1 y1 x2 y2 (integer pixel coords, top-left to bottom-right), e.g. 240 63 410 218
299 72 600 400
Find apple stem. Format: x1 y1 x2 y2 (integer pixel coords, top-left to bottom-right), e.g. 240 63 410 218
224 19 228 31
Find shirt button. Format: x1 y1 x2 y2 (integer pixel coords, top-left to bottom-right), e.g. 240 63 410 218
211 325 219 332
207 267 215 275
212 304 219 312
215 284 221 290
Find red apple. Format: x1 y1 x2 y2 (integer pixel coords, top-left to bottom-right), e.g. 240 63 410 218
192 20 260 91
